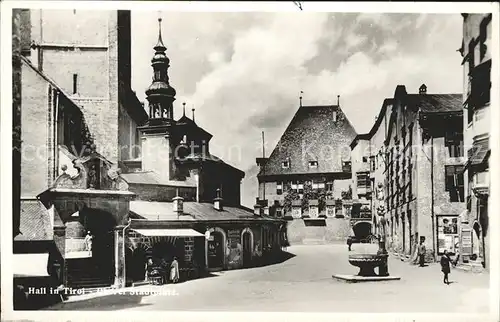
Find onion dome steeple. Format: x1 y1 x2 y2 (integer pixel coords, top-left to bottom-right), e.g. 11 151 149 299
146 17 176 121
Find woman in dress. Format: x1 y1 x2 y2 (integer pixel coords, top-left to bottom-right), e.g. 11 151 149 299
170 257 180 284
440 250 452 285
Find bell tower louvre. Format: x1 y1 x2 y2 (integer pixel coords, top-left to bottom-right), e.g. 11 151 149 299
145 17 176 125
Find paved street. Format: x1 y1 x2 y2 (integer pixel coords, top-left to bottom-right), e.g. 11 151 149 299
49 244 489 312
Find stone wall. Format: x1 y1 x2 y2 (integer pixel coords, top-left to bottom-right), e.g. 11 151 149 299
286 218 351 245
20 62 50 197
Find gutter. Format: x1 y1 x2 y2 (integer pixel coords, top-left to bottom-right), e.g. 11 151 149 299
430 137 436 261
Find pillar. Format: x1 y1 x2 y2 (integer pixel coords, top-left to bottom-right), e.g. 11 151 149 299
113 225 126 288
53 225 66 286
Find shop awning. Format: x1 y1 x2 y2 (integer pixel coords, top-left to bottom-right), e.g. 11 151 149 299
13 253 50 277
131 228 204 237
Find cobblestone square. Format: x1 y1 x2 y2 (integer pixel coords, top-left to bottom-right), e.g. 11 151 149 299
49 244 490 312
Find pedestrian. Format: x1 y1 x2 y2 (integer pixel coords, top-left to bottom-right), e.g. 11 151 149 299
440 250 453 285
84 231 93 256
347 237 353 251
418 238 426 267
170 257 180 284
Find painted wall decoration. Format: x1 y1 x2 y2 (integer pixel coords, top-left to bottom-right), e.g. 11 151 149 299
227 229 243 269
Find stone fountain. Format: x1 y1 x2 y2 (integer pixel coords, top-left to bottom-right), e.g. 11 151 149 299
333 183 400 282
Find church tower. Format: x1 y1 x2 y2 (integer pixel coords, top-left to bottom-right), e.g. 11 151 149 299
138 17 178 180
145 17 176 123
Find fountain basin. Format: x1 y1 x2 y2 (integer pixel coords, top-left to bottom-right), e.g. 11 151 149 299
348 254 387 277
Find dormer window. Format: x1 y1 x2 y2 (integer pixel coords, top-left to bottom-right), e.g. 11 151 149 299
281 160 290 169
309 160 318 168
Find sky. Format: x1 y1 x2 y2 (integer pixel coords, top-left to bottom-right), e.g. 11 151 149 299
130 11 464 207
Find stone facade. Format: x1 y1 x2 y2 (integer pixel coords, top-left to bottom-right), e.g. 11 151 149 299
26 9 146 164
459 13 492 270
350 86 464 263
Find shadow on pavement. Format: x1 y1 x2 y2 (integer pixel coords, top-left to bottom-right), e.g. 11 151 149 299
47 294 151 311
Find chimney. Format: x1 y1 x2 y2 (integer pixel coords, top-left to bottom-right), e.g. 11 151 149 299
253 198 262 216
213 188 223 211
172 190 184 218
419 84 427 95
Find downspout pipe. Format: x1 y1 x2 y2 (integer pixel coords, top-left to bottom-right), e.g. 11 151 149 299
430 137 436 261
118 218 132 288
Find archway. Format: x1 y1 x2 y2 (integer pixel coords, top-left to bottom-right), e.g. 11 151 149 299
241 228 254 268
128 245 149 282
352 221 372 241
207 227 227 270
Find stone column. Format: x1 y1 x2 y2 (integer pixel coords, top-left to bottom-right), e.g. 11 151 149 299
113 225 126 288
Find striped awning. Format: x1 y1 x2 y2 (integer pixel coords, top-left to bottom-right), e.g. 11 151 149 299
13 253 50 277
131 228 204 237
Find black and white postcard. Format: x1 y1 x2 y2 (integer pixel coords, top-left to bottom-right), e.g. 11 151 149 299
1 1 499 322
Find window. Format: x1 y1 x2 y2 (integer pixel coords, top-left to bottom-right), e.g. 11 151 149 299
445 131 464 158
474 107 486 123
326 182 334 192
362 156 368 163
342 161 351 172
281 160 290 169
445 172 465 202
309 160 318 168
72 74 78 94
276 208 283 218
370 156 376 172
356 172 370 188
276 182 283 195
298 183 304 194
318 182 325 190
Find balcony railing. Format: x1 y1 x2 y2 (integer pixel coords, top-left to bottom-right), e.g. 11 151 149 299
65 238 91 258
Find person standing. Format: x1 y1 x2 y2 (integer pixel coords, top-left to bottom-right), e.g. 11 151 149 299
440 250 452 285
84 231 93 256
418 238 426 267
170 257 180 284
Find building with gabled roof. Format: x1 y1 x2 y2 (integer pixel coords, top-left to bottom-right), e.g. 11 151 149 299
255 100 358 244
349 84 465 264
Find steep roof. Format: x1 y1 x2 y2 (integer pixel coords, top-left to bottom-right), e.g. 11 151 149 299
408 94 462 114
259 105 357 177
14 200 53 241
